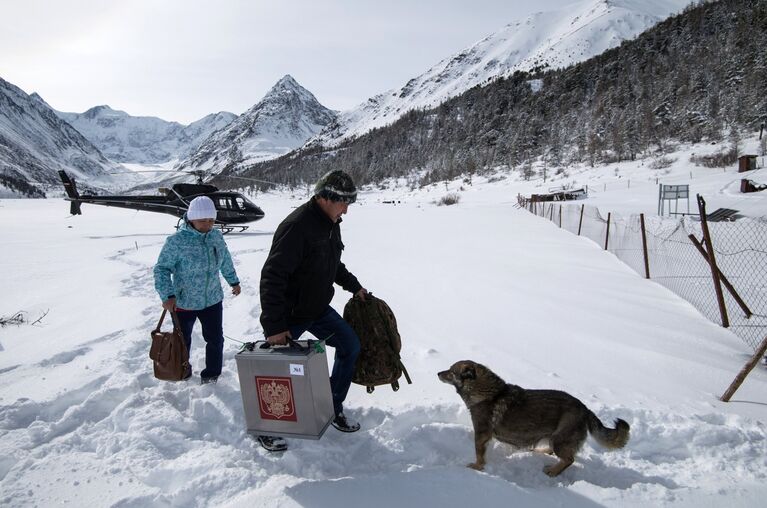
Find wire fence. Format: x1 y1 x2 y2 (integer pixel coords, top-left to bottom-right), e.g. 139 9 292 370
520 198 767 353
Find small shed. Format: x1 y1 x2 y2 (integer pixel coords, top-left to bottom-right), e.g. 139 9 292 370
738 155 757 172
741 179 767 193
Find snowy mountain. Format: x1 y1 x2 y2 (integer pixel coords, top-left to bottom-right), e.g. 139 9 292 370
176 75 337 175
308 0 693 147
56 106 236 164
0 76 123 197
245 0 759 189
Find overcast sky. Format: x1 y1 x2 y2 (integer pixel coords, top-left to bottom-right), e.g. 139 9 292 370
1 0 574 124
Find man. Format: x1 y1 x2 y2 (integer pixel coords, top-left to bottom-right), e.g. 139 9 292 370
258 170 368 452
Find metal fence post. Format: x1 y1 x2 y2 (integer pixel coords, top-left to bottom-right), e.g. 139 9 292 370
604 212 611 250
559 205 562 228
697 195 729 328
577 204 584 236
640 213 650 279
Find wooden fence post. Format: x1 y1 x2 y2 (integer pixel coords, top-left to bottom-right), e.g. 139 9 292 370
721 334 767 402
559 205 562 228
577 204 584 236
640 213 650 279
604 212 611 250
697 195 729 328
688 234 752 318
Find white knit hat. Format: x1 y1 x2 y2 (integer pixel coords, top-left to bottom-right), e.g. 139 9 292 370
187 196 217 220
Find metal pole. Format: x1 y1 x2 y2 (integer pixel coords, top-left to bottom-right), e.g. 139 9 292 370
640 213 650 279
559 205 562 228
577 204 584 236
658 185 662 215
697 195 729 327
604 212 611 250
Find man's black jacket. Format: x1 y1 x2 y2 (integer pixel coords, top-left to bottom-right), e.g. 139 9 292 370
259 199 362 337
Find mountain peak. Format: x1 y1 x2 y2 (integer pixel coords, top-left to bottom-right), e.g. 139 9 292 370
82 105 125 120
307 0 691 147
0 75 120 193
276 74 299 86
175 76 336 174
265 74 308 98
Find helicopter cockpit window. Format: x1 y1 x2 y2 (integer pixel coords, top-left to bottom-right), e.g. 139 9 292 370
217 197 234 210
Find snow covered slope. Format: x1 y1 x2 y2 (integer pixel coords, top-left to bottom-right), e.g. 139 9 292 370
0 77 123 196
57 106 236 164
309 0 692 147
176 75 337 176
1 153 766 505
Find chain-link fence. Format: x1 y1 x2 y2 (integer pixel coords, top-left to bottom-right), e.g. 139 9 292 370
521 199 767 352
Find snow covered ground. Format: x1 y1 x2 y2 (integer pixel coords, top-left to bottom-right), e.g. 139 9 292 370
1 137 767 507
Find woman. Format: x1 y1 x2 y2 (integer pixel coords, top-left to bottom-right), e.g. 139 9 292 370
154 196 241 384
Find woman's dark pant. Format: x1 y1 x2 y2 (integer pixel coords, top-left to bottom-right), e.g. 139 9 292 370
176 301 224 379
289 306 361 415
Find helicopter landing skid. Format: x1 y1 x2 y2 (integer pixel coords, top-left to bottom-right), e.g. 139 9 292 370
174 218 249 234
218 225 249 235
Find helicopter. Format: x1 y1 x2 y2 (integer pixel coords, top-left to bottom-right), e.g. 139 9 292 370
58 169 266 233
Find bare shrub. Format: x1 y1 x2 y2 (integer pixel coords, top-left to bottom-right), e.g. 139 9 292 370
0 309 48 327
437 193 461 206
0 312 25 327
650 156 677 170
690 147 738 168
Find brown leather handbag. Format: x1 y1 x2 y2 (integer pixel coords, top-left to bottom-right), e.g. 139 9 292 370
149 309 190 381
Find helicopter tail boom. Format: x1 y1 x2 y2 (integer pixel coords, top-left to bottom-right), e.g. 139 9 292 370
58 171 82 215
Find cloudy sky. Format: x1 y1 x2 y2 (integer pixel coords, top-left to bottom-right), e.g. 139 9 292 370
1 0 574 124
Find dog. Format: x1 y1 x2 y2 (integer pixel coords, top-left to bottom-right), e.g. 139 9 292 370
438 360 630 477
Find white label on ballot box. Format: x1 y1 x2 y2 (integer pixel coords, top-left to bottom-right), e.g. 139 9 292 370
290 364 305 376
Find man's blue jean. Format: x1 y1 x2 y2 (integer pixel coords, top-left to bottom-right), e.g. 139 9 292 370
176 301 224 379
289 306 361 415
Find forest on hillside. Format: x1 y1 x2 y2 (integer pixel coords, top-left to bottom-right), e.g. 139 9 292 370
225 0 767 189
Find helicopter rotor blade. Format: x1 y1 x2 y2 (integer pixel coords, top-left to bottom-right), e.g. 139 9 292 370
109 169 208 184
218 174 282 187
108 170 205 175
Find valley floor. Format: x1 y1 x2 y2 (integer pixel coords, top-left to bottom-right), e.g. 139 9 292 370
1 162 766 506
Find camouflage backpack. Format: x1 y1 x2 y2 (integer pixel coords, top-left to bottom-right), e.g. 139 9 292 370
343 294 412 393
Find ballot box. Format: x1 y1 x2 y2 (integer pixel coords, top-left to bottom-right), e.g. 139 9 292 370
235 340 334 440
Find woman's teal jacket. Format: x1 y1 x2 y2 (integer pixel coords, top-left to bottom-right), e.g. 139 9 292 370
154 219 239 310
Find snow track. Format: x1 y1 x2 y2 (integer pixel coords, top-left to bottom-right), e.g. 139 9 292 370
2 185 767 506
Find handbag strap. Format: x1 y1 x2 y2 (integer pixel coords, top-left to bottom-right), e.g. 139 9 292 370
155 309 167 331
154 309 190 368
156 309 183 332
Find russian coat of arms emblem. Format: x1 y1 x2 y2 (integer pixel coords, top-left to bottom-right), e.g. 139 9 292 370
256 376 297 421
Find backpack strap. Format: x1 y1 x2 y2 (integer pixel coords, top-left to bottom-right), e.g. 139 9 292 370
399 362 412 385
368 295 412 386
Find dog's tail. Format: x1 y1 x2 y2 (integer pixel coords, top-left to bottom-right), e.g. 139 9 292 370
587 412 630 449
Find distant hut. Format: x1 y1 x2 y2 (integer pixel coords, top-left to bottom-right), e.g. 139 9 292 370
738 155 757 172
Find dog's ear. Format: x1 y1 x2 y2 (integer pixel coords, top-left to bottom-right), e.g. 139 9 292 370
460 365 476 380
